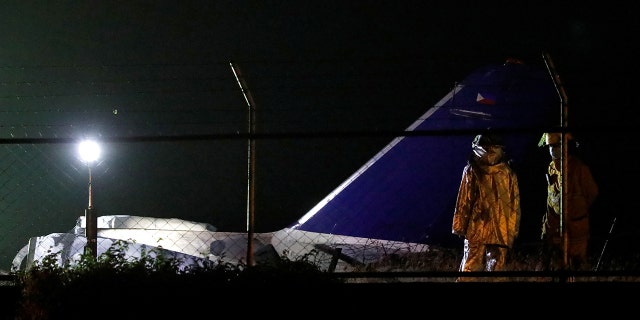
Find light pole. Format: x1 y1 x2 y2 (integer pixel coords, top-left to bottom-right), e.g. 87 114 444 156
78 139 101 257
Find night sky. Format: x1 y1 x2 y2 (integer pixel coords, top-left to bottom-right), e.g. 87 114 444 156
0 2 637 268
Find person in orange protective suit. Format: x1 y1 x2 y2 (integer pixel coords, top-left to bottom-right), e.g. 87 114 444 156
452 133 521 281
539 132 599 271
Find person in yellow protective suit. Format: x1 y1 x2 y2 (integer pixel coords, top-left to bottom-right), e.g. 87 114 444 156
452 133 521 281
539 132 599 271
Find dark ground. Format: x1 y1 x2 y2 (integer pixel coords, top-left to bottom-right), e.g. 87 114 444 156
1 280 638 318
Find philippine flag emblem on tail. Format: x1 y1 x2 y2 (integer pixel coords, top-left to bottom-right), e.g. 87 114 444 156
476 92 496 105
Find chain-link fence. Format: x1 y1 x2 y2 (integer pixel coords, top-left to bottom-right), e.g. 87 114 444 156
2 59 639 280
0 58 452 275
4 135 451 274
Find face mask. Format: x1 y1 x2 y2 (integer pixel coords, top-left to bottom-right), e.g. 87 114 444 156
474 145 503 165
473 145 487 158
549 144 561 159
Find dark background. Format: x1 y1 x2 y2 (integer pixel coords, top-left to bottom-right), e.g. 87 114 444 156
0 2 637 269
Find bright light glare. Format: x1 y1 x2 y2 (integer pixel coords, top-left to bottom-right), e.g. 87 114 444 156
78 140 101 164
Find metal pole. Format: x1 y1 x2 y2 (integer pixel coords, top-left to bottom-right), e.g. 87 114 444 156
230 61 257 267
85 166 97 257
543 52 569 270
595 217 617 271
88 165 93 209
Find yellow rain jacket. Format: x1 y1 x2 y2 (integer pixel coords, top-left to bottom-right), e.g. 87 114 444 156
452 160 521 248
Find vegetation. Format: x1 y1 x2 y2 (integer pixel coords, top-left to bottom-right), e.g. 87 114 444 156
11 241 341 319
8 240 640 319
